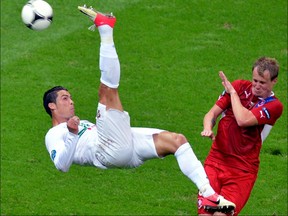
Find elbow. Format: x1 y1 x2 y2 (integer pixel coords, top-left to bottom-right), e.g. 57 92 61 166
55 161 70 172
236 119 247 127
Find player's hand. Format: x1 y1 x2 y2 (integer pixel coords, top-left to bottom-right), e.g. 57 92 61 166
201 129 216 141
219 71 236 94
67 116 80 134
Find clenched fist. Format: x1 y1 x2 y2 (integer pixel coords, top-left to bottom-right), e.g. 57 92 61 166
67 116 80 134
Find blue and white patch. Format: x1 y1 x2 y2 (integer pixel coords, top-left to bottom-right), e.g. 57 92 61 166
51 150 56 161
262 107 271 119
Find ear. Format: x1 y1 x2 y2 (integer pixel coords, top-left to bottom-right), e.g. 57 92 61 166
48 102 56 111
272 77 278 85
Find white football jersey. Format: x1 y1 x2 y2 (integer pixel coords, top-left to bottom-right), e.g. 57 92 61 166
45 120 106 172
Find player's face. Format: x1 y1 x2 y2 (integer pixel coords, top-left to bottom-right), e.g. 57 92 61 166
252 67 277 98
53 90 75 120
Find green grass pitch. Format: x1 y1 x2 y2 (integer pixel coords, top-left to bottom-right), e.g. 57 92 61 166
1 0 287 215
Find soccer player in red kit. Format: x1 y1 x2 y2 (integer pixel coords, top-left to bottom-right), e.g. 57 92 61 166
198 57 283 215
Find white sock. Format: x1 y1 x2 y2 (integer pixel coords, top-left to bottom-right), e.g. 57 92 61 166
98 25 120 88
174 143 215 197
98 25 114 44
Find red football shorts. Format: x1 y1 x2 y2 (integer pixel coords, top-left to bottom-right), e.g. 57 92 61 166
197 161 257 215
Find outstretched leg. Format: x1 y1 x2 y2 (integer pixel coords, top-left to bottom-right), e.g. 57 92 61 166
154 131 235 213
78 5 122 111
78 5 133 168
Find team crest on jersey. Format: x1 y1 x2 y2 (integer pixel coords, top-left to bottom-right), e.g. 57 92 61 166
257 100 266 107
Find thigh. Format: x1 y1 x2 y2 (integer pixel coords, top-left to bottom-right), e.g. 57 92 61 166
98 83 123 111
126 127 164 168
199 161 257 215
133 127 164 157
219 165 257 215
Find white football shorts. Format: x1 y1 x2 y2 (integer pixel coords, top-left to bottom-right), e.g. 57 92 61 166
96 103 163 168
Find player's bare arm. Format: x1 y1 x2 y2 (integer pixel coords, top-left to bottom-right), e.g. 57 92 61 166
201 104 222 141
219 71 258 127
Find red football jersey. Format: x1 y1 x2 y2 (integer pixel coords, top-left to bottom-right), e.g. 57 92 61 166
205 80 283 173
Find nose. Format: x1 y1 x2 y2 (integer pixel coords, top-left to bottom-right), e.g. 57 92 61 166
254 82 261 89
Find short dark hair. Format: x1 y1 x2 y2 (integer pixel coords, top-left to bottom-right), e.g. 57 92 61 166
252 57 279 81
43 86 68 117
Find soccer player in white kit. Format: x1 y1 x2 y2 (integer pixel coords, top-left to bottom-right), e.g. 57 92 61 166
43 5 236 214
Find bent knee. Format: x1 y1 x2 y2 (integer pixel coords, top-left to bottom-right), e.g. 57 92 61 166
171 132 187 145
